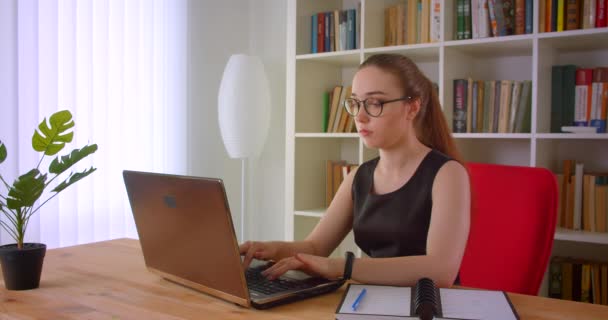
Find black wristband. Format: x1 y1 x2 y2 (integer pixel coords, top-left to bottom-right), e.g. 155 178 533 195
343 251 355 280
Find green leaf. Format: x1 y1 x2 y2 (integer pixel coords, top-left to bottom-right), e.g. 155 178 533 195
49 144 98 175
32 110 75 156
6 169 47 210
0 140 6 164
52 167 96 193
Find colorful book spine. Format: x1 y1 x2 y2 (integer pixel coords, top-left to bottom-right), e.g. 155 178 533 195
515 0 526 34
472 81 479 132
453 79 468 133
311 14 318 53
479 0 491 37
464 0 473 38
322 92 330 132
430 0 441 42
574 68 593 126
318 13 325 53
488 0 499 36
562 65 578 128
557 0 566 31
502 0 515 35
457 0 465 39
582 0 596 29
552 0 559 31
597 0 607 27
525 0 533 33
590 67 608 133
566 0 581 30
325 12 331 52
472 0 480 38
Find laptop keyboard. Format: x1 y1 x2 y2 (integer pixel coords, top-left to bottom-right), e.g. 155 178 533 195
245 264 310 295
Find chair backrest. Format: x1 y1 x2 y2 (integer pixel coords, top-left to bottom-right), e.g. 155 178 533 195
459 163 558 295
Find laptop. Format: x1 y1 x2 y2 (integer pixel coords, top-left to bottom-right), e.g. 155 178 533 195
122 170 345 309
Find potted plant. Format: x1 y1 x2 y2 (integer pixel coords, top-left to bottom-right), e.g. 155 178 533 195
0 110 97 290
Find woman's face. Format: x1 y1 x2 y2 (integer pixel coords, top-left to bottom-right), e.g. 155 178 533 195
351 66 414 149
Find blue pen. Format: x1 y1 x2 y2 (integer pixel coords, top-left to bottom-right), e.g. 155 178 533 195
351 288 367 311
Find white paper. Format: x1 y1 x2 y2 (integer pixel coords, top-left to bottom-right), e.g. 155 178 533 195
440 288 518 320
338 284 411 317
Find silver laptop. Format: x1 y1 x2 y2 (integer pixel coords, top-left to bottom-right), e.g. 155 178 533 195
122 170 345 309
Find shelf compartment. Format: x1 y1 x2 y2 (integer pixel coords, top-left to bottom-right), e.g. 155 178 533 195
535 139 608 172
296 59 359 133
294 137 359 211
456 139 531 166
443 45 533 134
363 0 438 50
554 228 608 245
295 0 361 56
537 28 608 51
535 39 607 134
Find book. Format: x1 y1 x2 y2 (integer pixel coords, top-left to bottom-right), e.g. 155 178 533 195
524 0 533 33
430 0 441 42
515 0 526 34
566 0 581 30
573 162 584 230
453 79 468 133
582 0 596 28
574 68 593 126
560 125 597 133
590 67 608 133
335 278 520 320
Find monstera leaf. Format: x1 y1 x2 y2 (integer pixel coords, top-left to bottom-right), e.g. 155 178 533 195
32 110 75 156
52 167 97 193
6 169 47 210
0 140 6 164
49 144 98 175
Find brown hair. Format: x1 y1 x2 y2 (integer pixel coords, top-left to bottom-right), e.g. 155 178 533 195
359 53 463 164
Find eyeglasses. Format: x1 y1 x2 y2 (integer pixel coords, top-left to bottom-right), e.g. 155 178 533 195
343 96 412 117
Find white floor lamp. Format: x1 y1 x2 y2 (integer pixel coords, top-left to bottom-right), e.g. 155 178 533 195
218 54 271 242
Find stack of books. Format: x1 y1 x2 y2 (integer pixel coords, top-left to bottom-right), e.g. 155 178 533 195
453 78 532 133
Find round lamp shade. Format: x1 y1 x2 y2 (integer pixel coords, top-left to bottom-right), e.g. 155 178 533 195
218 54 271 159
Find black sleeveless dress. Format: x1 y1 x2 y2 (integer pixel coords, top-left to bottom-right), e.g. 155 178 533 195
351 149 460 284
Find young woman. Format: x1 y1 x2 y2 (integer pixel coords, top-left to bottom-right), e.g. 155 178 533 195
240 53 470 288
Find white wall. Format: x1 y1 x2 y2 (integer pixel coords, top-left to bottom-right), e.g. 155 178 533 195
187 0 286 242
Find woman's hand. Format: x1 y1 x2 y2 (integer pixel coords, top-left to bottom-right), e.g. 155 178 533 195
239 241 280 269
261 254 344 280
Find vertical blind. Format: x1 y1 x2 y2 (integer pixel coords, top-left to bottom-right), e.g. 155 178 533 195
0 0 188 248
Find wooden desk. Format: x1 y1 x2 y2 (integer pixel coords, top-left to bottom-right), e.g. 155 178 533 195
1 239 607 320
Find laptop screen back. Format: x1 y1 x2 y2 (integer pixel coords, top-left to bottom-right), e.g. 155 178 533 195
123 170 250 305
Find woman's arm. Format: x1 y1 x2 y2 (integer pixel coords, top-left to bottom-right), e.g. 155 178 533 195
348 160 471 287
240 167 358 267
264 161 470 286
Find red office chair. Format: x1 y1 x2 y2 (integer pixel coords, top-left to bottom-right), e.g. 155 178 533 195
459 163 558 295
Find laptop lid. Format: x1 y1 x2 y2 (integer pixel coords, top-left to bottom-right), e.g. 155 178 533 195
123 170 251 307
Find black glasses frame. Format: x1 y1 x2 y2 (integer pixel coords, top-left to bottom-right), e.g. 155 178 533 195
343 96 412 117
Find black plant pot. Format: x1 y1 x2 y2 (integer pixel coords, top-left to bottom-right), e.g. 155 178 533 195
0 243 46 290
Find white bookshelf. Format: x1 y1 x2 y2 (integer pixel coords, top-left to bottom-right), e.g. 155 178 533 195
286 0 608 279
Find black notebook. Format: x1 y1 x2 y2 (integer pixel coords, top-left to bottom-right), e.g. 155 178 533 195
335 278 520 320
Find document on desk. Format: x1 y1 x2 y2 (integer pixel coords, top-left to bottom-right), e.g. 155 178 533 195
335 283 519 320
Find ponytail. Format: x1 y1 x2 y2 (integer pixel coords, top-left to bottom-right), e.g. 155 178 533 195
360 54 463 164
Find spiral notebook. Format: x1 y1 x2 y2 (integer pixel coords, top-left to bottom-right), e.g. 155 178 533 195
335 278 519 320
